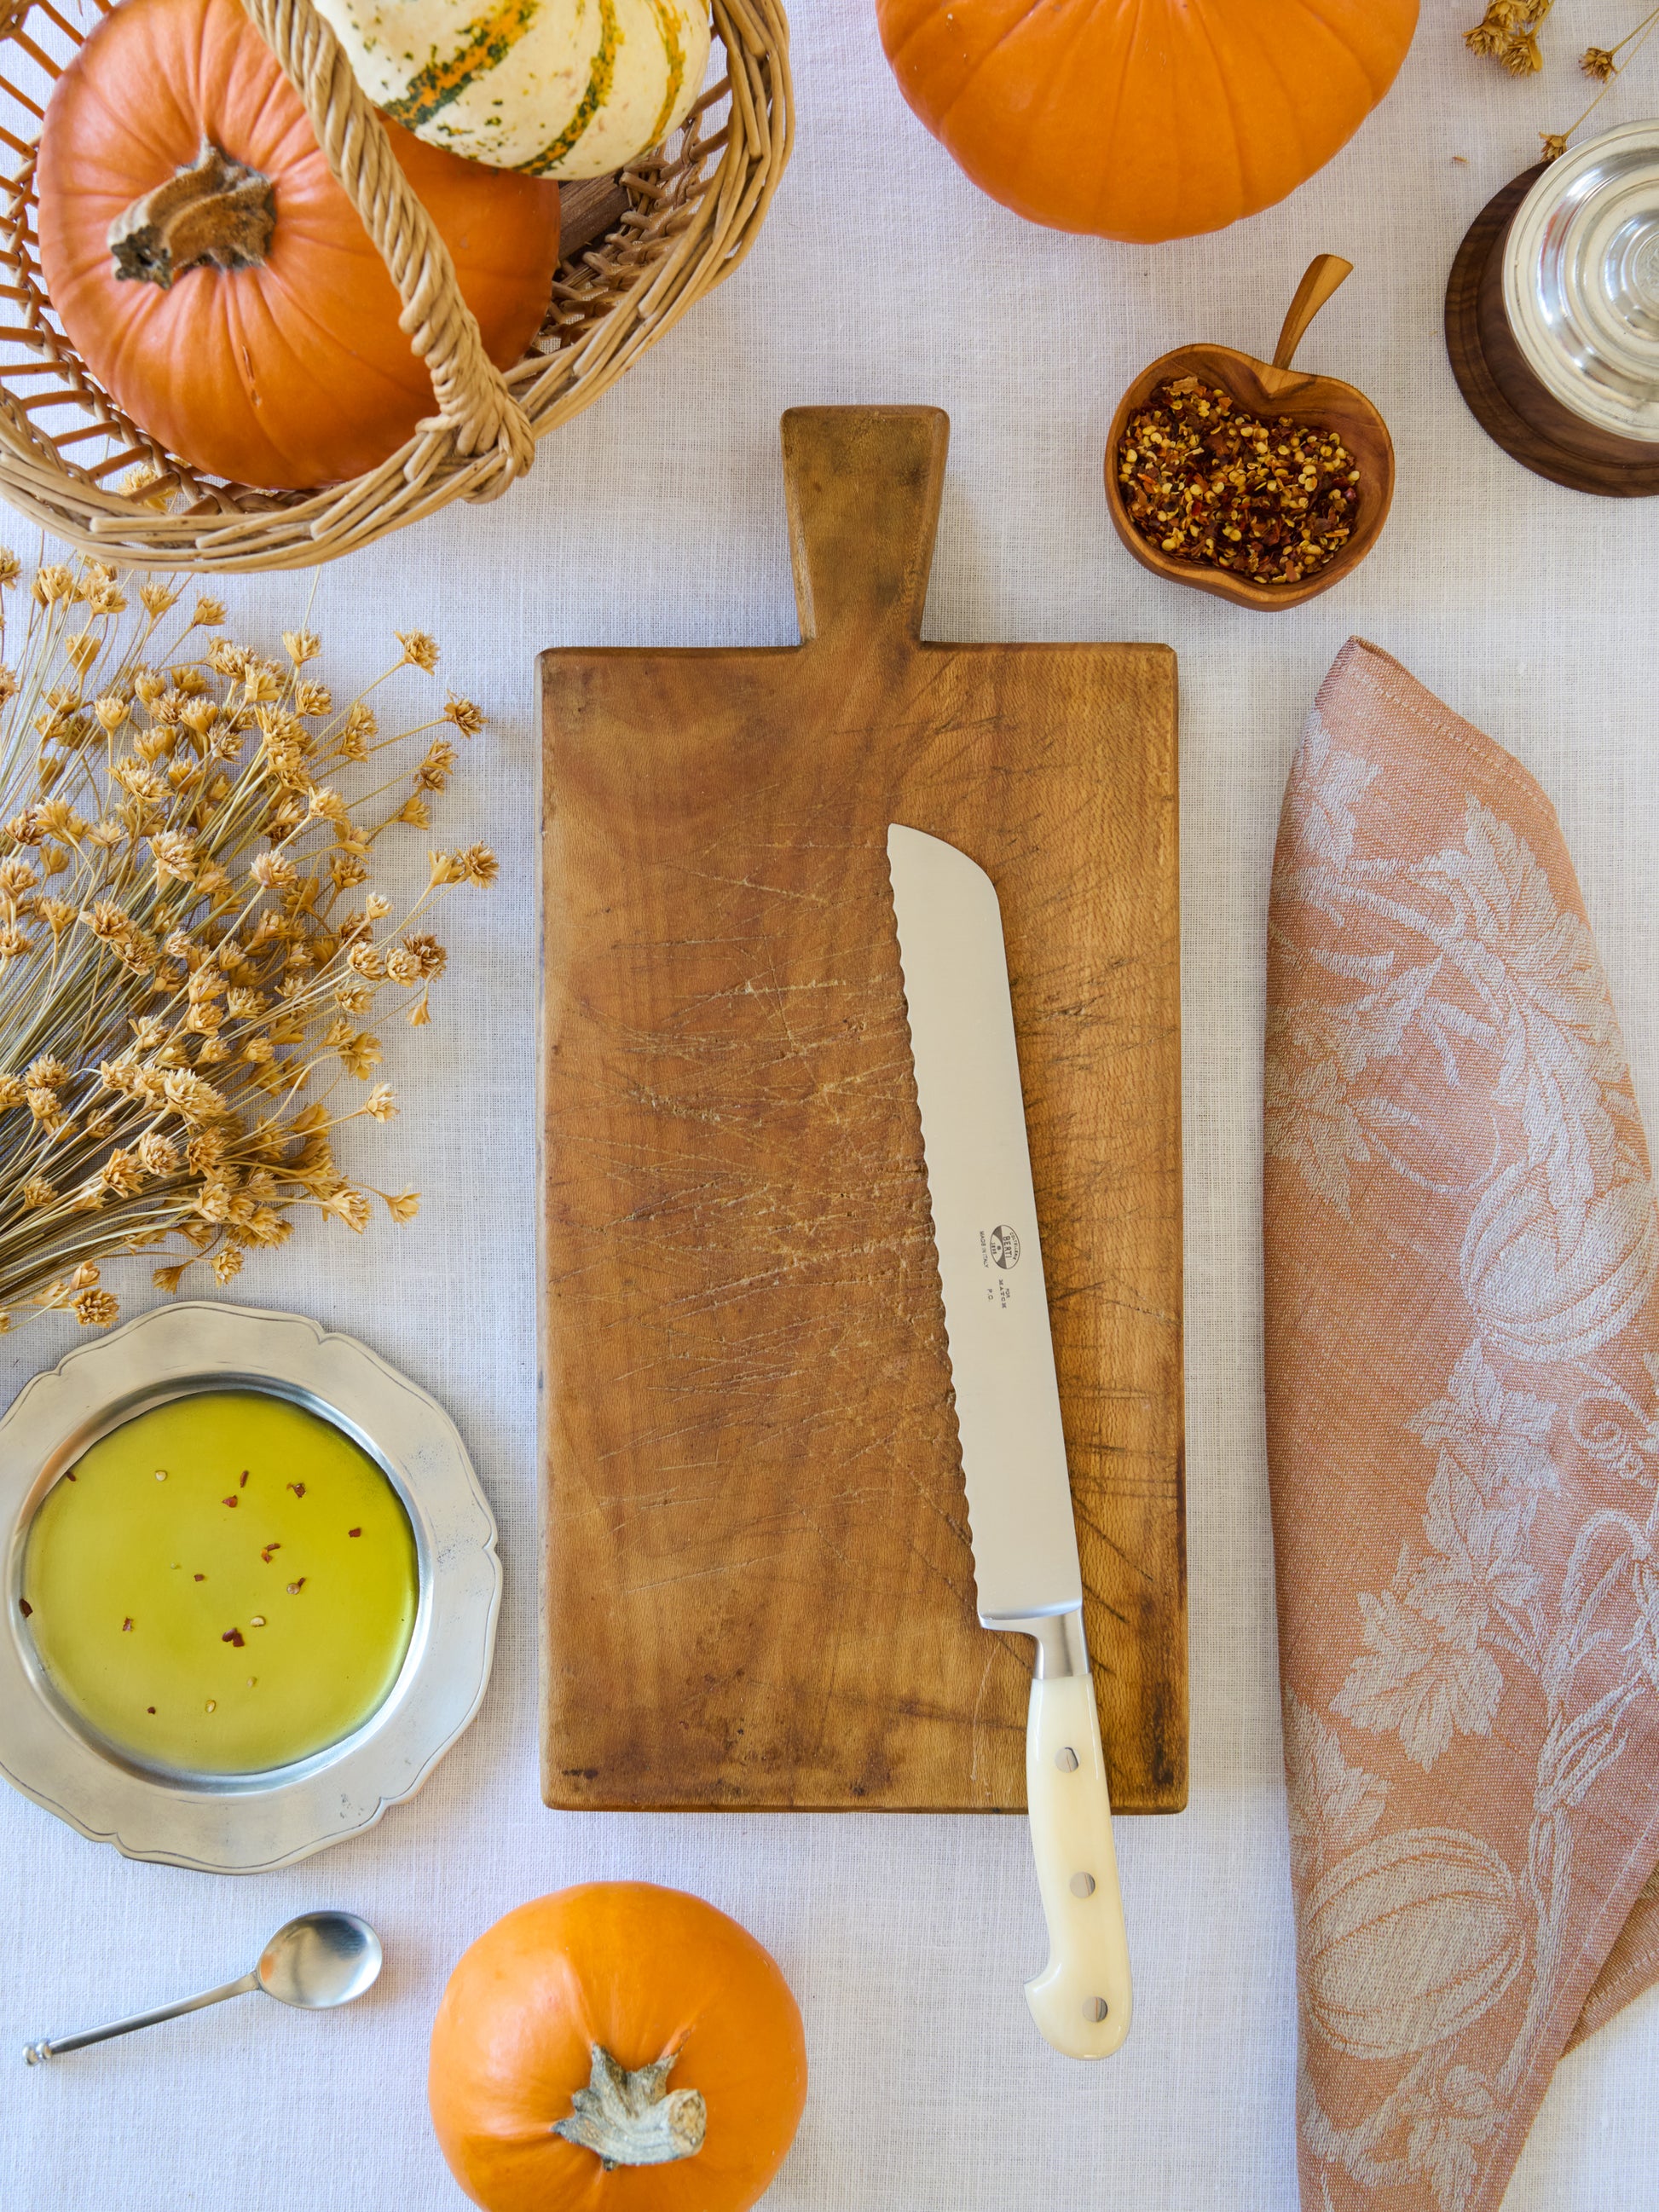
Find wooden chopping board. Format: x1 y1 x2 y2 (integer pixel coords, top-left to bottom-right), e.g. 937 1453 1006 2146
540 406 1184 1814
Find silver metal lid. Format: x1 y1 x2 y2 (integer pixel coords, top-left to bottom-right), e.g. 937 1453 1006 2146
1503 118 1659 444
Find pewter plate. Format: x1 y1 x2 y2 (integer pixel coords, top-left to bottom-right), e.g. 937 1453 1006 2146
0 1302 500 1873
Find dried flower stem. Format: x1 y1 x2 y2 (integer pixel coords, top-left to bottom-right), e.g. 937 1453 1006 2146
1543 2 1659 155
0 557 495 1331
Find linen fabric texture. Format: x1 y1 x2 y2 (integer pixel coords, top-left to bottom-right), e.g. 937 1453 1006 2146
1264 639 1659 2212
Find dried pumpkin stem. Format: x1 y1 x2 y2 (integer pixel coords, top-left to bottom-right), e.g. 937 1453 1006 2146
552 2044 707 2170
107 139 275 291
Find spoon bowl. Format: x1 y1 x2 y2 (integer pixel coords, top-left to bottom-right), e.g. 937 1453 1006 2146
257 1911 383 2011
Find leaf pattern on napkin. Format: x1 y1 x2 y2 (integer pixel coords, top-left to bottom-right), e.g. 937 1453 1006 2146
1268 661 1659 2212
1284 1691 1390 1888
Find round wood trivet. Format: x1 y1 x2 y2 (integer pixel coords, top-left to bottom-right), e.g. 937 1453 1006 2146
1445 166 1659 499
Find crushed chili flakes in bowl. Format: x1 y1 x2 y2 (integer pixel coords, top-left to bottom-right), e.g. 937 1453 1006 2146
1117 376 1362 586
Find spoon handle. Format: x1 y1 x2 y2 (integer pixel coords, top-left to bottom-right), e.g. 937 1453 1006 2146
1271 253 1355 372
24 1970 259 2063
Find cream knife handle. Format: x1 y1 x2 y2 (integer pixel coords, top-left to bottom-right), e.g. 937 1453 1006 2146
1014 1608 1132 2059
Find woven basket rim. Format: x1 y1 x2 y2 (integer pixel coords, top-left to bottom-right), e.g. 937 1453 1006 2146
0 0 792 569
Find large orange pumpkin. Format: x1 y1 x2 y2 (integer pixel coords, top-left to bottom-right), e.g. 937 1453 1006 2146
429 1883 808 2212
876 0 1419 244
37 0 561 491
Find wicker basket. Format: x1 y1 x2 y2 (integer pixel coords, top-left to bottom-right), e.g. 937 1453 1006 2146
0 0 791 570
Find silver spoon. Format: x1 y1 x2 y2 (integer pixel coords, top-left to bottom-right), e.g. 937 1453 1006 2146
24 1911 381 2065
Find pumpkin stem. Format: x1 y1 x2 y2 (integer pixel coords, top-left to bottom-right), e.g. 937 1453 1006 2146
107 140 275 292
552 2043 707 2170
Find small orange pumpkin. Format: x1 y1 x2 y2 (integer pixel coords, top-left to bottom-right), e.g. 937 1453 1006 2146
37 0 561 491
429 1882 808 2212
876 0 1419 245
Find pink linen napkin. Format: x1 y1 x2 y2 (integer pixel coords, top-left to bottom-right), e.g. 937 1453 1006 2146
1264 638 1659 2212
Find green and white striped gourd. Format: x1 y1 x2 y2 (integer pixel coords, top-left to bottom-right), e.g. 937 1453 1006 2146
313 0 711 178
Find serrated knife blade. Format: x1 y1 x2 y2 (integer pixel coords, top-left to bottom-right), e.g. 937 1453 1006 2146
887 822 1131 2059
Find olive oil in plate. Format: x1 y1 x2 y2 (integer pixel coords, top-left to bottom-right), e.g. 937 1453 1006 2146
21 1389 418 1775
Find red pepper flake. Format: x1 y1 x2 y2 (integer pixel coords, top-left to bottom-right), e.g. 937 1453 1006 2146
18 1598 32 1617
286 1482 306 1499
260 1542 281 1563
222 1627 245 1647
239 1470 248 1488
122 1617 134 1632
64 1470 75 1481
1118 377 1362 586
348 1528 361 1539
194 1572 205 1582
286 1579 305 1595
146 1706 155 1714
222 1494 239 1509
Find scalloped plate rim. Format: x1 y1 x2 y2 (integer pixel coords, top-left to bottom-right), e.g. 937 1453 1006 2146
0 1300 500 1873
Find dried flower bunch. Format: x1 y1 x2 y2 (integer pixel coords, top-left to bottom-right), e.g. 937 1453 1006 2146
0 552 494 1331
1463 0 1659 159
1465 0 1556 78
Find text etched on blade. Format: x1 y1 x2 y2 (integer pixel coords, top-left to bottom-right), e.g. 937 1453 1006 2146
979 1223 1020 1308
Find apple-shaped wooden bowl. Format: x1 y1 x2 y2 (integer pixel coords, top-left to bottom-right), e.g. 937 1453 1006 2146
1105 257 1395 613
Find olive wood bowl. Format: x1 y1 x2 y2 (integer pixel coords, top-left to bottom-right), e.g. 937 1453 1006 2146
1105 256 1396 613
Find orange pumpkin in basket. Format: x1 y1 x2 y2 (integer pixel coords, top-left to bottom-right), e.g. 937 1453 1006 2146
429 1882 808 2212
36 0 561 491
876 0 1419 244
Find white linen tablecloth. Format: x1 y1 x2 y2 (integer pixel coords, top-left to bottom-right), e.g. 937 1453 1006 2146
4 4 1658 2203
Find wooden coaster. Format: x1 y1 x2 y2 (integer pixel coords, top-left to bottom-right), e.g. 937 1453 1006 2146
1446 167 1659 499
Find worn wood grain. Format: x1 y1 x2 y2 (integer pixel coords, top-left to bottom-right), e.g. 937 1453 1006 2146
540 406 1184 1814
